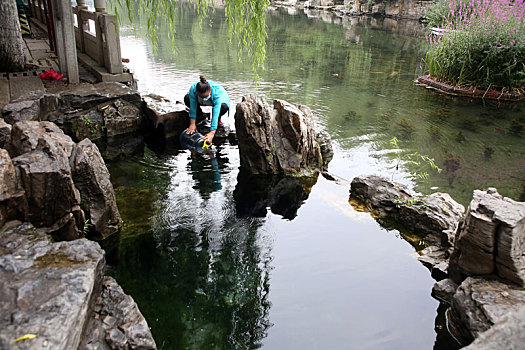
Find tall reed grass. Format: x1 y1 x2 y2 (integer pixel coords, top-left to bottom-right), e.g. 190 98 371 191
423 0 525 90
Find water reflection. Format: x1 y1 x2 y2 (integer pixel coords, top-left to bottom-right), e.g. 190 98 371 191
234 171 318 219
105 4 525 349
188 153 224 197
105 146 274 349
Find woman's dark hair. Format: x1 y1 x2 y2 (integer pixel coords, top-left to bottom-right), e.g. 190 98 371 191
196 75 210 94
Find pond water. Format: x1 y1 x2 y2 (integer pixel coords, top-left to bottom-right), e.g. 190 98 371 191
102 5 525 350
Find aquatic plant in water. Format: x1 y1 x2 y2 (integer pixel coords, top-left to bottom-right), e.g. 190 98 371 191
423 0 525 90
389 137 442 181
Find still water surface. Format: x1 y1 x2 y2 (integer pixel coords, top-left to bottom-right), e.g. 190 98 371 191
103 5 525 349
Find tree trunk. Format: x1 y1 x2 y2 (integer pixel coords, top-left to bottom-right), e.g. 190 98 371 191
0 0 26 71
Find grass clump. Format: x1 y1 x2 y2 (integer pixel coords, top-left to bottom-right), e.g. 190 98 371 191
423 0 525 91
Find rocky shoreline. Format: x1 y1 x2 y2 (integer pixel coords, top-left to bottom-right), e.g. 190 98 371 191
2 80 525 349
349 175 525 348
272 0 433 21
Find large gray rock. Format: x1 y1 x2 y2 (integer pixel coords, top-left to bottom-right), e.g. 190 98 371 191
350 175 465 244
349 175 465 276
12 150 83 240
0 119 12 148
449 188 525 286
7 121 75 159
349 174 412 216
80 277 157 350
6 122 80 236
449 276 525 343
71 139 122 237
1 99 40 124
61 99 143 142
463 304 525 350
0 221 105 350
0 149 26 226
4 121 120 239
235 94 329 176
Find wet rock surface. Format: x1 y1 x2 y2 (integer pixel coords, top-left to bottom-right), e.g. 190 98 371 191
0 121 121 239
0 221 105 350
449 188 525 286
235 94 329 176
80 277 156 350
349 174 464 248
449 276 525 343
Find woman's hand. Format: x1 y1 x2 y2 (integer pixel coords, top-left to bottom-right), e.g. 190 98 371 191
205 130 216 144
186 119 197 134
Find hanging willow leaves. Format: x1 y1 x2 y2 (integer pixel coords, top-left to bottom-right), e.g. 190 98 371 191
107 0 268 78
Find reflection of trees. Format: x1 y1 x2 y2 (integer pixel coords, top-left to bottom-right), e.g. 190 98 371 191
103 150 274 349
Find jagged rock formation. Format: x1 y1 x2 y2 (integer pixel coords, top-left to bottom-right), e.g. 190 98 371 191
448 277 525 343
235 94 332 176
0 221 155 350
449 188 525 287
0 121 121 239
349 175 464 244
463 304 525 350
81 277 156 350
0 221 105 349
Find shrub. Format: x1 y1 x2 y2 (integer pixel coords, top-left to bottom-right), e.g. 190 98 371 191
423 0 525 90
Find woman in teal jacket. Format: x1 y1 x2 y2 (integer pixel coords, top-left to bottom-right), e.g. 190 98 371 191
184 75 231 143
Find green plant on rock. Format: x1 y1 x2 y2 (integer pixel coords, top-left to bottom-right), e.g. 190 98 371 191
80 220 91 236
82 115 98 137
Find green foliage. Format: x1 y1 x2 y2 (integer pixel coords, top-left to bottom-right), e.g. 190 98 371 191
425 29 525 90
80 220 91 236
422 0 525 90
394 197 422 207
390 137 442 181
422 0 457 29
108 0 269 78
82 115 98 136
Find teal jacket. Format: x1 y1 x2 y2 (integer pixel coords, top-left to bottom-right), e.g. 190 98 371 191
188 80 230 131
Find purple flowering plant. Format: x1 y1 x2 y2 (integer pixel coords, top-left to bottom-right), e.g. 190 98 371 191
423 0 525 90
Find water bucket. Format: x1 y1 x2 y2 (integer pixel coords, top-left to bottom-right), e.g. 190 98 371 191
179 129 211 153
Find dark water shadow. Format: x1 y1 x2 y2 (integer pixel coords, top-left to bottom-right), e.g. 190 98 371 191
233 170 319 220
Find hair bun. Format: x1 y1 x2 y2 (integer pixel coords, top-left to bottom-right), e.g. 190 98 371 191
199 75 207 84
